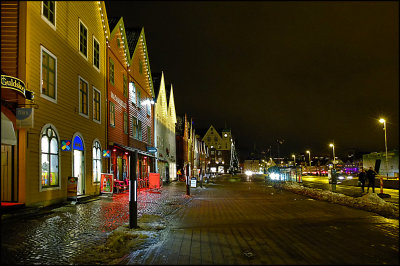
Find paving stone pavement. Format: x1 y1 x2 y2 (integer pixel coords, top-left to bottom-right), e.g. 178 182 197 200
1 175 399 265
120 175 399 265
1 181 194 265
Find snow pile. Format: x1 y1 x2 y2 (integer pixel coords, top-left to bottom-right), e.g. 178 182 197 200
272 181 399 219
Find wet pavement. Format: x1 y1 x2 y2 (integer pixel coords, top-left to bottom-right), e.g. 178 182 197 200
122 175 399 265
1 174 399 265
1 182 194 265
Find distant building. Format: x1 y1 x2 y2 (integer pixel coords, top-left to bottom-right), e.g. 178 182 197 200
202 125 233 174
363 150 399 178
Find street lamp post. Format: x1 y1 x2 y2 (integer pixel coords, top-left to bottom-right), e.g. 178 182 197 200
329 143 337 192
292 154 297 182
306 150 311 167
379 118 389 178
329 143 335 169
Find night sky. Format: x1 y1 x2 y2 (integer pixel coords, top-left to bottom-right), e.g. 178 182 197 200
105 1 399 159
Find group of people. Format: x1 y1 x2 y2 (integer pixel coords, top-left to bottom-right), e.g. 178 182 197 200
358 167 378 193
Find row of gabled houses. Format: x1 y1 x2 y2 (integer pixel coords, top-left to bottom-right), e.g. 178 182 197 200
1 1 238 208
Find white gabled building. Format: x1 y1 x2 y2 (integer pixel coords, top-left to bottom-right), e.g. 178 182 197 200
153 72 177 182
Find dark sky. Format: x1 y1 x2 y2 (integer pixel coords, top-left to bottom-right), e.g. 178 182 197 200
105 1 399 159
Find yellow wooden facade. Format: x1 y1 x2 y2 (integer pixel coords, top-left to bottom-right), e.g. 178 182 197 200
18 1 108 207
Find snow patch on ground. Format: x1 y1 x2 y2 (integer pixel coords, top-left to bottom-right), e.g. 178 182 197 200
273 181 399 219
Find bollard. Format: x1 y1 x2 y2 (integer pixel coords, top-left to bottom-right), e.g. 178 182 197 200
380 175 383 194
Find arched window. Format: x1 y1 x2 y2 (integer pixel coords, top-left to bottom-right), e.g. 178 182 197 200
93 140 102 182
41 125 59 188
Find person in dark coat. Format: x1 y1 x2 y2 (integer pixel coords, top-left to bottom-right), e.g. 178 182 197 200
358 168 367 193
366 167 378 193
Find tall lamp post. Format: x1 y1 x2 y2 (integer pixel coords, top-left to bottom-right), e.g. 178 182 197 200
306 150 311 167
379 118 389 178
329 143 337 191
292 154 297 182
329 143 335 169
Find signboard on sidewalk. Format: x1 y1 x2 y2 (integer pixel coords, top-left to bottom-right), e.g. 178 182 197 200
149 173 160 188
191 177 197 188
101 173 114 194
67 176 78 200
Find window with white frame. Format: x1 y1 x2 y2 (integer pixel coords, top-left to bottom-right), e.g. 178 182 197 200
93 140 102 183
93 87 101 123
79 77 89 117
40 125 59 188
146 100 151 116
130 82 136 105
132 116 138 139
123 112 128 134
109 101 115 127
41 46 57 102
109 58 114 85
42 1 56 28
79 20 88 58
93 36 100 71
138 120 142 140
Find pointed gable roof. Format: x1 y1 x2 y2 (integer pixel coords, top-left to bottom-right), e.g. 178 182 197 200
166 84 177 124
202 125 222 142
125 27 154 98
107 16 131 67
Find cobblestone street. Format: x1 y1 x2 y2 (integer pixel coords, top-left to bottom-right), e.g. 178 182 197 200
1 181 194 265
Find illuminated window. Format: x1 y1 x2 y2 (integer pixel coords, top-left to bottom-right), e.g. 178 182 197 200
79 77 88 117
147 126 151 144
93 37 100 71
132 116 138 139
123 75 127 97
79 20 88 58
123 112 128 134
109 101 115 127
146 100 151 116
109 58 114 85
42 1 55 27
40 125 59 189
130 82 136 105
138 120 142 140
93 140 102 183
93 87 101 123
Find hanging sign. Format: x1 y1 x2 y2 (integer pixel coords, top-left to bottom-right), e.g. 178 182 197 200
103 150 111 158
101 173 114 194
1 75 26 97
16 108 34 128
147 146 157 153
61 140 72 151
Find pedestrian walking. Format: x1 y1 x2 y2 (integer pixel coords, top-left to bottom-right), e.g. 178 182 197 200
366 167 378 193
358 168 366 193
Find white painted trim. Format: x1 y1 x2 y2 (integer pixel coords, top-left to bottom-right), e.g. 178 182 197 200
40 45 58 104
78 75 89 119
41 1 57 31
39 123 61 192
79 18 89 61
92 86 101 124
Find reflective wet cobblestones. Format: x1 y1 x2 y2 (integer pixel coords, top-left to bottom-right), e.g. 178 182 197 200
1 182 192 265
